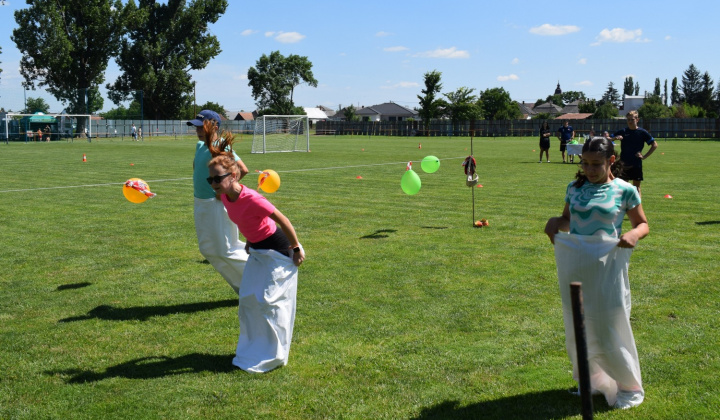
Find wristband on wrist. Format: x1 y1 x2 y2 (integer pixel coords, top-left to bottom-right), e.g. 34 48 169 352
291 244 303 253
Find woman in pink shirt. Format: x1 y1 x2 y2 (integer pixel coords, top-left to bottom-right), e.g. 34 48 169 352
207 144 305 373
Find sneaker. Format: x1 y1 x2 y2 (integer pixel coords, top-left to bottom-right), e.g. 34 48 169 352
614 390 644 409
547 160 550 163
538 160 542 163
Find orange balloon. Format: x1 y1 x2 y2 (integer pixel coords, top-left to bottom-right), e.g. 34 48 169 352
257 170 280 193
123 178 151 203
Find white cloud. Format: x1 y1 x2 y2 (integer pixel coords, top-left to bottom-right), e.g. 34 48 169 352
274 31 306 43
381 81 420 89
265 31 275 37
593 28 648 45
511 58 519 64
384 46 409 52
578 58 587 65
413 47 470 59
234 74 248 81
577 81 593 86
665 35 672 40
376 31 393 37
529 24 580 36
241 29 257 36
497 74 519 81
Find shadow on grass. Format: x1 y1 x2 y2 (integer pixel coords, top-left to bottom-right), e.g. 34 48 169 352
360 229 397 239
56 282 92 291
412 390 612 420
695 220 720 225
58 299 237 323
46 353 237 383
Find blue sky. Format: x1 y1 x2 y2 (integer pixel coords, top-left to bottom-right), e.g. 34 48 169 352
1 0 718 113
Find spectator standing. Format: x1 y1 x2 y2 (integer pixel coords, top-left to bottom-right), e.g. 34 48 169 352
613 110 657 196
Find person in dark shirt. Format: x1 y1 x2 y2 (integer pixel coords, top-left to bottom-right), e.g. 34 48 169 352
613 110 658 196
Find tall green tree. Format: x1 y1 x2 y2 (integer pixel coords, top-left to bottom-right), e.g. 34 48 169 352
12 0 122 118
181 101 226 120
479 87 521 120
578 99 597 114
600 82 621 107
23 97 51 114
247 51 318 115
417 70 445 134
593 102 619 119
443 87 480 135
681 64 702 106
654 78 661 97
343 104 358 122
699 72 715 115
638 95 670 119
664 79 668 106
543 94 564 106
671 77 681 105
107 0 228 120
634 82 640 96
623 77 634 96
561 91 587 105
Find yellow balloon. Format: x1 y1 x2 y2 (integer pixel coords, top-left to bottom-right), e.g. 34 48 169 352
123 178 150 203
258 169 280 193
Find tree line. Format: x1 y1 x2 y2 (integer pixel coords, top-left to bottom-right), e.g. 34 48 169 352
9 0 229 121
416 64 719 132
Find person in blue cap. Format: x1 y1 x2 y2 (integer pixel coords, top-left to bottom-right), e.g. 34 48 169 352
188 110 249 293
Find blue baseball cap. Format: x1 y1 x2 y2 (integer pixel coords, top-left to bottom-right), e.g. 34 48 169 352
187 110 221 127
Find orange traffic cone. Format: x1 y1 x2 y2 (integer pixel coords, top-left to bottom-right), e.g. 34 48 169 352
82 154 87 162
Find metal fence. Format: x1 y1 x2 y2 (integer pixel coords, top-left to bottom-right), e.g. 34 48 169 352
316 118 720 139
4 117 718 142
91 119 256 140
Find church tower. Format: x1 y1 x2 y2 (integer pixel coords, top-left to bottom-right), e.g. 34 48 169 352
554 81 562 95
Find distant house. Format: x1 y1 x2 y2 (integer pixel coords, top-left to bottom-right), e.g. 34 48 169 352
328 107 353 121
561 100 582 114
229 111 254 121
517 101 537 119
317 105 336 118
620 94 664 116
355 102 419 122
303 107 329 125
533 101 564 116
555 113 593 120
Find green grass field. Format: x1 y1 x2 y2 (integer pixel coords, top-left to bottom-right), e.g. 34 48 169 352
1 134 718 419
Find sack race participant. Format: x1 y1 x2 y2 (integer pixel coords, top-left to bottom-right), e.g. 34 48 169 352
206 142 305 373
544 137 649 410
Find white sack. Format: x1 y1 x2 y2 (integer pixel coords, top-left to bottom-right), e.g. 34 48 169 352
194 197 249 294
553 232 643 406
233 248 298 373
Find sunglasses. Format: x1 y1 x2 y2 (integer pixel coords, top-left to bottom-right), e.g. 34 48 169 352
206 173 232 184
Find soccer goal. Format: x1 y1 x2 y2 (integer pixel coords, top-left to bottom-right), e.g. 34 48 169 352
2 113 91 143
251 115 309 153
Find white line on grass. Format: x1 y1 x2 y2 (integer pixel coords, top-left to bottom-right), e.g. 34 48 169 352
0 157 468 193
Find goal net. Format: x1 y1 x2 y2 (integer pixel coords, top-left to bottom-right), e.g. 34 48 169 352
2 113 91 142
251 115 309 153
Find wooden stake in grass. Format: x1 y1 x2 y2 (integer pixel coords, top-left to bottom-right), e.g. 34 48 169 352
570 282 593 420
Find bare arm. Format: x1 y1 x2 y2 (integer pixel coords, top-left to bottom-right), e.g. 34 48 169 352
639 141 658 160
269 209 305 266
618 204 649 248
544 203 571 244
235 159 249 180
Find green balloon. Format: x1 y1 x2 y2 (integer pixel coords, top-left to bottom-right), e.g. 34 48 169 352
401 169 421 195
421 155 440 173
